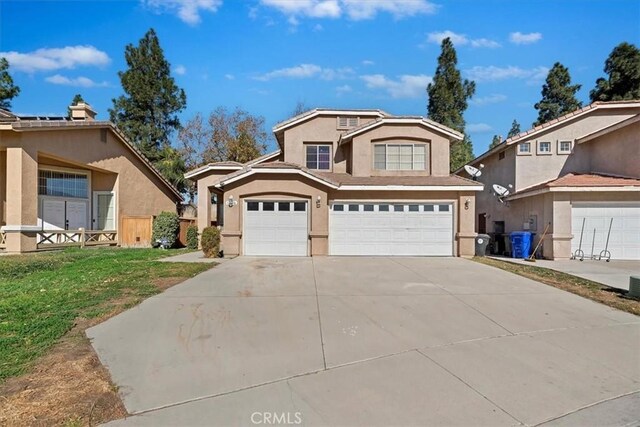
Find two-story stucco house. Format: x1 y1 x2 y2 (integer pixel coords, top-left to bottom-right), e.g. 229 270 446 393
458 100 640 260
0 103 182 253
188 109 483 257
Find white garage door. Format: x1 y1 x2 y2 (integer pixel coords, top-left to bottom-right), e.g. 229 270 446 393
329 202 454 256
571 203 640 260
244 200 308 256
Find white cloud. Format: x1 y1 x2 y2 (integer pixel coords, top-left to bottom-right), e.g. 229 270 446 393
336 84 352 95
425 30 500 48
509 31 542 45
464 65 548 82
341 0 437 20
143 0 222 25
173 64 187 75
313 23 324 31
45 74 109 88
259 0 436 21
426 30 468 46
254 63 353 81
224 73 235 80
470 93 507 106
361 73 432 99
470 38 501 48
1 45 110 73
467 123 493 133
362 60 375 66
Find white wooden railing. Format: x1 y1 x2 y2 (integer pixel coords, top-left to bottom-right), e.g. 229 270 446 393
37 229 117 249
0 230 6 249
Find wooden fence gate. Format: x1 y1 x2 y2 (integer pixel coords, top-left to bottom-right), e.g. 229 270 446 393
121 215 153 247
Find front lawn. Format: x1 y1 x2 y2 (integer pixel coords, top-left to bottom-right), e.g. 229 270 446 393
0 248 213 382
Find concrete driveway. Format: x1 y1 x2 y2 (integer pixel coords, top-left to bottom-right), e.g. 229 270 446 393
88 257 640 426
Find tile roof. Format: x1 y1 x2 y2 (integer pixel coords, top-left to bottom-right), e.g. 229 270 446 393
272 108 390 132
316 172 481 187
340 116 464 141
510 173 640 198
244 149 282 166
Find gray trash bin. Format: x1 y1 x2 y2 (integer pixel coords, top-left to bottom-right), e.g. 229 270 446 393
475 234 490 256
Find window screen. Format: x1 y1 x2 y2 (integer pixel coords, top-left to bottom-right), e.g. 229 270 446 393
306 145 331 170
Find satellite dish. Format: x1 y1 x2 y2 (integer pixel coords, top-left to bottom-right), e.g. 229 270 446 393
464 165 483 179
492 184 511 197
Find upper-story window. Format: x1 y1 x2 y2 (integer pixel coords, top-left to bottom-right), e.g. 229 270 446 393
558 140 573 154
306 144 331 170
337 116 359 129
537 141 552 155
373 143 427 170
517 142 531 155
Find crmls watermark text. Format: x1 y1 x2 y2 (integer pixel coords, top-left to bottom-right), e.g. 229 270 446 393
251 412 303 425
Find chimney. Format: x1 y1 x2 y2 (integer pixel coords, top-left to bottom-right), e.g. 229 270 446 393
69 102 97 121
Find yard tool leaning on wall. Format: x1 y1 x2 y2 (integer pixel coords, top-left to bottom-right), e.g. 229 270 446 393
524 222 550 263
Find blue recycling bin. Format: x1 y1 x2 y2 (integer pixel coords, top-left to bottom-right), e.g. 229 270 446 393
510 231 532 258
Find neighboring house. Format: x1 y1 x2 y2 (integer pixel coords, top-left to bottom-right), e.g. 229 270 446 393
0 103 182 253
458 100 640 260
187 109 482 257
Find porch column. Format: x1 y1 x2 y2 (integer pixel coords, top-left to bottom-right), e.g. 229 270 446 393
550 193 573 260
197 181 212 234
4 146 39 252
457 191 477 257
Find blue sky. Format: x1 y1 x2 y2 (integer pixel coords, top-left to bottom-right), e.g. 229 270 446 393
2 0 639 155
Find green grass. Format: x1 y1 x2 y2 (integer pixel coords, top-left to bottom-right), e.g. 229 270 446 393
0 248 213 382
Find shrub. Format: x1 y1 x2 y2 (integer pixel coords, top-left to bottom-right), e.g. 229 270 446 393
186 225 199 250
152 211 180 248
201 226 220 258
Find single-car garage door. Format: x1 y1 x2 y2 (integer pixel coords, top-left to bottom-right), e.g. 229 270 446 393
244 200 308 256
329 202 454 256
571 203 640 260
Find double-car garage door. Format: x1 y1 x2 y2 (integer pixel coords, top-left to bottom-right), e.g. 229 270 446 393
243 200 454 256
571 203 640 260
329 202 453 256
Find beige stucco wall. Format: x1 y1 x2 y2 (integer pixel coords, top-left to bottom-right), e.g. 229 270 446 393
349 124 451 177
282 114 380 173
211 173 476 257
587 120 640 178
195 169 231 234
1 127 180 252
0 150 5 226
514 109 637 190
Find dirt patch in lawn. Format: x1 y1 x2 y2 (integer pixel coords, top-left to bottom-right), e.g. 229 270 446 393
0 318 126 427
474 257 640 316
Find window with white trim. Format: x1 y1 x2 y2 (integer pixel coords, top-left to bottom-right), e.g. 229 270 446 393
337 116 359 129
538 141 551 154
517 142 531 154
558 140 572 154
373 143 428 170
38 169 88 199
306 144 331 170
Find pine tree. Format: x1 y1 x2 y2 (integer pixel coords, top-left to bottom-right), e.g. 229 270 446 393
507 119 521 139
489 135 502 149
533 62 582 126
109 28 186 163
590 42 640 102
426 38 476 171
0 58 20 110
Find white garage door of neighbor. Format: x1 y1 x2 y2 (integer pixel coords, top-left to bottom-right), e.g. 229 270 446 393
571 204 640 260
244 200 308 256
329 202 454 256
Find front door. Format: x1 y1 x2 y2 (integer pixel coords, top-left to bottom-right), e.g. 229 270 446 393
66 201 88 230
93 192 116 230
